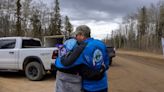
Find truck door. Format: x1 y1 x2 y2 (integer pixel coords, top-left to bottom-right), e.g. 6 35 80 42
0 39 18 69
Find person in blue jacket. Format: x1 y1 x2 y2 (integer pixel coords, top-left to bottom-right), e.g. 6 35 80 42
55 38 83 92
55 25 110 92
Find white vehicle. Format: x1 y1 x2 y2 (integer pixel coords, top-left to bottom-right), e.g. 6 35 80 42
0 37 58 81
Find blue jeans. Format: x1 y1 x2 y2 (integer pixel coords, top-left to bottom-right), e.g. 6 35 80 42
83 88 108 92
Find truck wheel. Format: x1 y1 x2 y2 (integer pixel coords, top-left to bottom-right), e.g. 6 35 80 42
25 62 44 81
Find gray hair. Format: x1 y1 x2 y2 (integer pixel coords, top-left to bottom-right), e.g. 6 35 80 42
75 25 91 38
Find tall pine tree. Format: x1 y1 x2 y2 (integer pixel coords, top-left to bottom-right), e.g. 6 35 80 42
49 0 62 35
137 6 148 36
30 9 42 39
158 4 164 39
64 16 73 37
137 6 148 49
16 0 22 36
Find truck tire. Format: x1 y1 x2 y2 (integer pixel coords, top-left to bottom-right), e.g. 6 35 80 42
25 62 44 81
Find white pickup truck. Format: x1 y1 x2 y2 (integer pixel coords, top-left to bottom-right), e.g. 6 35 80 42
0 37 58 81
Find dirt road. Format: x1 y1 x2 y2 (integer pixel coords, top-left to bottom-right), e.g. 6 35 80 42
0 72 55 92
0 51 164 92
109 53 164 92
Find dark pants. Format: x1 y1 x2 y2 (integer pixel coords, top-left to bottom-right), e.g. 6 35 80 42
83 88 108 92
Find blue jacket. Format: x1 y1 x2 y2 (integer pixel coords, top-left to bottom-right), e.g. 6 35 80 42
55 38 78 69
81 38 109 91
55 38 110 91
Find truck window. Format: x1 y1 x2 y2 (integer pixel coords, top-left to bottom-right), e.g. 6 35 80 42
22 39 41 48
0 39 16 49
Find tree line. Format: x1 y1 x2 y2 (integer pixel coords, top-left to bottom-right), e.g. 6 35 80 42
0 0 73 40
109 2 164 53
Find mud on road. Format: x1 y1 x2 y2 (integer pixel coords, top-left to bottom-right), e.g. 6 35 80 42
0 51 164 92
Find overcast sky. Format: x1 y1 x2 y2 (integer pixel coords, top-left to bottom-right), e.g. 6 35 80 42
46 0 161 39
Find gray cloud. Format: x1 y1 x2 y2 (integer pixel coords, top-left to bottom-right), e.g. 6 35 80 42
60 0 161 22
